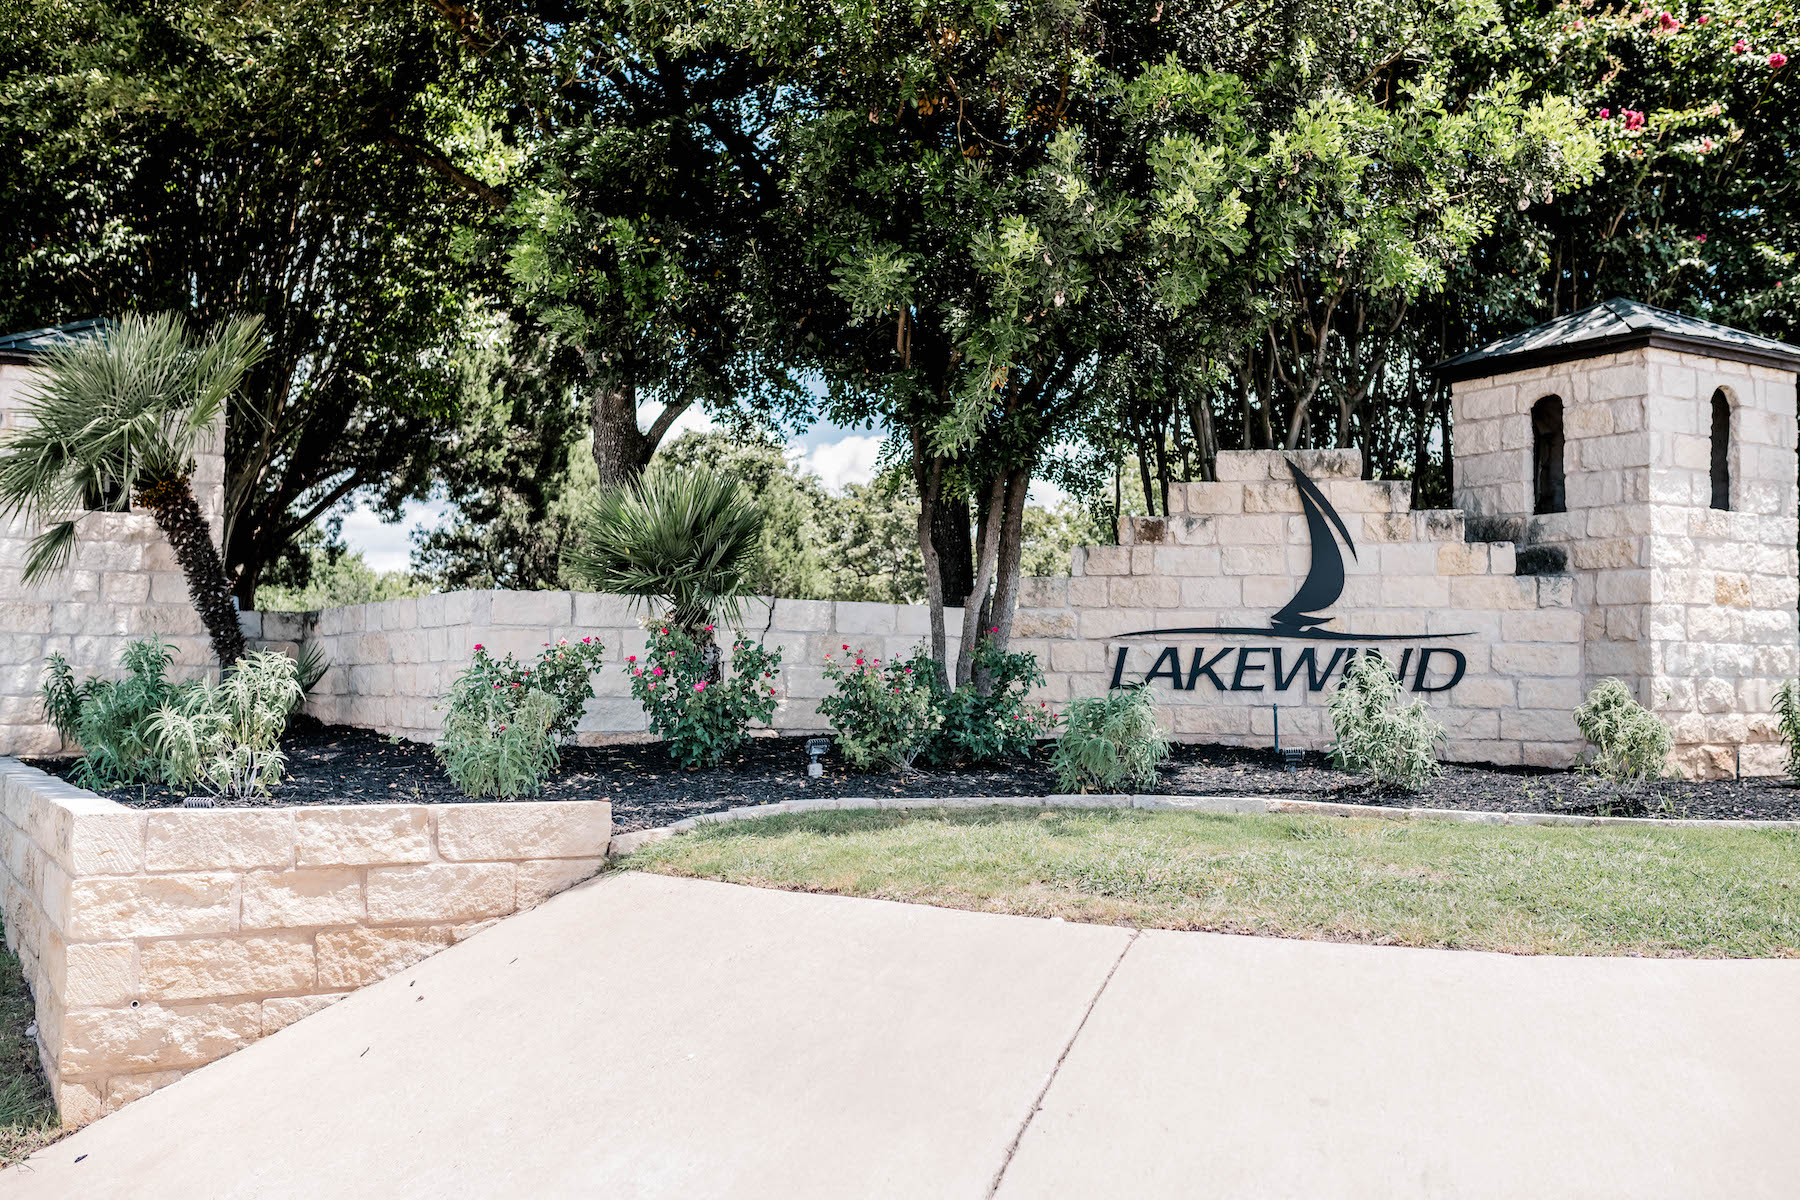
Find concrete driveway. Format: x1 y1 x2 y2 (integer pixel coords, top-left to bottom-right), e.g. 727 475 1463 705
7 872 1799 1199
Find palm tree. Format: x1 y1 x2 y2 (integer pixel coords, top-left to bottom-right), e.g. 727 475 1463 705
0 312 266 666
563 465 764 644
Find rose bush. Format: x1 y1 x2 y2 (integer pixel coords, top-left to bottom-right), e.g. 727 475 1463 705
627 624 783 767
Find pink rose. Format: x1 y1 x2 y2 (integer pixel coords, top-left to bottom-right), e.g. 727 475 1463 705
473 643 484 651
652 666 664 677
1734 38 1749 52
1696 233 1707 243
694 681 707 692
1657 12 1679 31
1597 107 1610 119
1772 53 1790 68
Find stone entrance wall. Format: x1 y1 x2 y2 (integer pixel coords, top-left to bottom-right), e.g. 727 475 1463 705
1009 450 1586 767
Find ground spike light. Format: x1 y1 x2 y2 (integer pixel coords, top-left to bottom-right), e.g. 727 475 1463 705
806 737 830 778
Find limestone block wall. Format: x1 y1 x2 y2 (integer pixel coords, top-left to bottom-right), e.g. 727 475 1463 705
291 591 965 744
0 756 611 1127
0 360 227 757
1451 348 1799 777
1010 450 1587 767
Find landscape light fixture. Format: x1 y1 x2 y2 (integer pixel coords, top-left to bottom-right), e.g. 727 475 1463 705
1272 704 1303 773
805 737 830 778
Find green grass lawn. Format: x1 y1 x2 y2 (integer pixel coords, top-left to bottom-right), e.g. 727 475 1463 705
625 806 1800 957
0 932 59 1166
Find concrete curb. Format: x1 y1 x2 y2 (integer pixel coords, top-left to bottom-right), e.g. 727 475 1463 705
605 789 1800 856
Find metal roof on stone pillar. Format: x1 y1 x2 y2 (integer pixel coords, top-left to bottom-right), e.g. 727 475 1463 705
0 318 112 365
1429 298 1800 383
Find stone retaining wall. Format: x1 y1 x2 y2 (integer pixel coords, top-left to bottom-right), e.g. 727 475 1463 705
0 756 611 1127
273 593 966 745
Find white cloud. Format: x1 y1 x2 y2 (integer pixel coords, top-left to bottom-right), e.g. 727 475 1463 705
796 434 885 493
337 498 446 574
637 401 716 440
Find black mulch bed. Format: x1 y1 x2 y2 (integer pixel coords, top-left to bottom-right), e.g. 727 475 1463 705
28 716 1800 830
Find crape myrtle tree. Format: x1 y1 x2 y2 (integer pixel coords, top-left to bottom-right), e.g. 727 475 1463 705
766 0 1597 683
1103 0 1796 509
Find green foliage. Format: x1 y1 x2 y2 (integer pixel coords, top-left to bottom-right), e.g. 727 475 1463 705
938 638 1059 763
565 467 764 635
256 540 426 612
627 625 783 768
436 651 564 799
483 637 609 743
1574 679 1672 789
0 311 262 574
818 644 945 771
1051 688 1172 793
1775 680 1800 784
147 651 302 803
1328 654 1445 792
40 638 182 787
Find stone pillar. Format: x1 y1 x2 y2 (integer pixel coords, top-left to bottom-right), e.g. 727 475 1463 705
1449 344 1798 778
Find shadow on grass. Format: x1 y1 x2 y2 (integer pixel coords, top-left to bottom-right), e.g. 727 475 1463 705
669 804 1249 842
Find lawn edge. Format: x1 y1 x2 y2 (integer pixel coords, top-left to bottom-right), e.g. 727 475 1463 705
606 790 1800 856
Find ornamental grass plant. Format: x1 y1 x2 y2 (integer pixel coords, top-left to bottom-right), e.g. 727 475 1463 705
40 637 182 786
1574 678 1672 789
1327 652 1445 792
1050 686 1171 792
147 650 303 804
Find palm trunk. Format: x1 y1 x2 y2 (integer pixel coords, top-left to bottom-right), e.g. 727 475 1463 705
141 477 246 667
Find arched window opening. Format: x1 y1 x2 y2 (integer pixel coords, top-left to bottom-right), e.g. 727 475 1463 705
1531 395 1565 515
1710 388 1731 511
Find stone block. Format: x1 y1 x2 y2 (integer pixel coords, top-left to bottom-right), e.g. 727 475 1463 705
144 811 294 872
516 857 607 905
434 802 613 862
1108 577 1179 609
63 940 137 1007
366 863 516 923
59 1000 262 1074
316 925 456 989
1180 484 1243 515
1081 546 1130 576
294 807 432 868
140 932 316 1002
834 601 897 635
67 872 238 940
1016 577 1068 608
261 992 347 1035
241 869 365 929
104 1070 184 1114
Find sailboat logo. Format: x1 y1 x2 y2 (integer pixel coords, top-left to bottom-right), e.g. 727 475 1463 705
1121 458 1454 642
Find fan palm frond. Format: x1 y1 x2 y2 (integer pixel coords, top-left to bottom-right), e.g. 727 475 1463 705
564 465 765 634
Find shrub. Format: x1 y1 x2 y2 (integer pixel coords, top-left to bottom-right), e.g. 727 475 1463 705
1776 679 1800 783
437 672 563 799
40 638 183 786
1051 686 1170 792
564 467 763 638
458 638 607 742
1327 652 1444 791
938 636 1059 763
627 624 782 768
147 651 303 803
1574 678 1671 788
819 644 944 770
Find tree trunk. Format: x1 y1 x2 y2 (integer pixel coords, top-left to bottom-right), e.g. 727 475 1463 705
982 466 1032 688
140 476 247 667
954 473 1007 687
590 377 650 488
910 427 949 687
930 494 974 604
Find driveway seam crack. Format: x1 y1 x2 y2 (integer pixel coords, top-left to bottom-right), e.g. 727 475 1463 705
985 926 1142 1199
